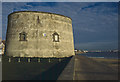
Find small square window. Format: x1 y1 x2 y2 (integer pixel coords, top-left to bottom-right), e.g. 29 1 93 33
55 35 58 41
19 32 27 41
53 32 59 42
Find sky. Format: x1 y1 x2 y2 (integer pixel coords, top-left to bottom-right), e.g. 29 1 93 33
0 0 120 2
1 2 118 50
0 2 1 38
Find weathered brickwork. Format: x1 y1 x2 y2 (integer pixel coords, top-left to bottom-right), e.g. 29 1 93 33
5 11 75 58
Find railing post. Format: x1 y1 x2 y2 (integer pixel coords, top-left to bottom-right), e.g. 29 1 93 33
38 58 40 62
49 58 50 63
28 58 30 62
59 58 61 62
0 58 1 62
9 58 11 62
18 58 20 62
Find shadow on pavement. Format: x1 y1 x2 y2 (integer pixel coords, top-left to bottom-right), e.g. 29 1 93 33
2 55 72 80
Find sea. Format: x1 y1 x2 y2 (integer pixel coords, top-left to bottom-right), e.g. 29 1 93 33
78 52 119 59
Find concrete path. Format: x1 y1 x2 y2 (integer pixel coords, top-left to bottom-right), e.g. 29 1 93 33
57 56 75 80
74 55 118 80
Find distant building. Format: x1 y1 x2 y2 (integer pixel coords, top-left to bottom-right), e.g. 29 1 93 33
74 49 88 54
83 50 88 53
0 39 5 55
2 40 5 55
0 39 2 55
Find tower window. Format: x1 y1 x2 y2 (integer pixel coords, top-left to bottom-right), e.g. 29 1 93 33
37 16 40 23
19 32 27 41
53 32 59 42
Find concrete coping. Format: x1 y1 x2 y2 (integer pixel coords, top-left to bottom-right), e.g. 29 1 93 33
8 11 72 20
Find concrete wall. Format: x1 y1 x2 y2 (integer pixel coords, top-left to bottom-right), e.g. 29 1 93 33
5 11 75 58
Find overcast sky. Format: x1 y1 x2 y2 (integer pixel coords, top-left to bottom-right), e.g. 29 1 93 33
2 2 118 50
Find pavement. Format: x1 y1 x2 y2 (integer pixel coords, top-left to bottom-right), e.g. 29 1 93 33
58 54 118 80
1 55 119 80
57 56 75 80
2 56 71 80
74 55 118 80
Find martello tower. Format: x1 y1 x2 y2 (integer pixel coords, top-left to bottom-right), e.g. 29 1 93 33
5 11 75 58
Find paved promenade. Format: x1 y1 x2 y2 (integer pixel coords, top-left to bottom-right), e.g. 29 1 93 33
74 55 118 80
58 55 118 80
1 55 119 80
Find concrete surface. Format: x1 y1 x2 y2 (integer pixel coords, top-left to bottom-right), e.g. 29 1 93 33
57 55 118 80
74 55 118 80
2 56 71 80
57 56 75 80
2 55 118 80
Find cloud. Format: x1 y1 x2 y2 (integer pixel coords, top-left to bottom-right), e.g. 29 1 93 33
26 2 57 7
80 27 96 32
72 2 118 36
